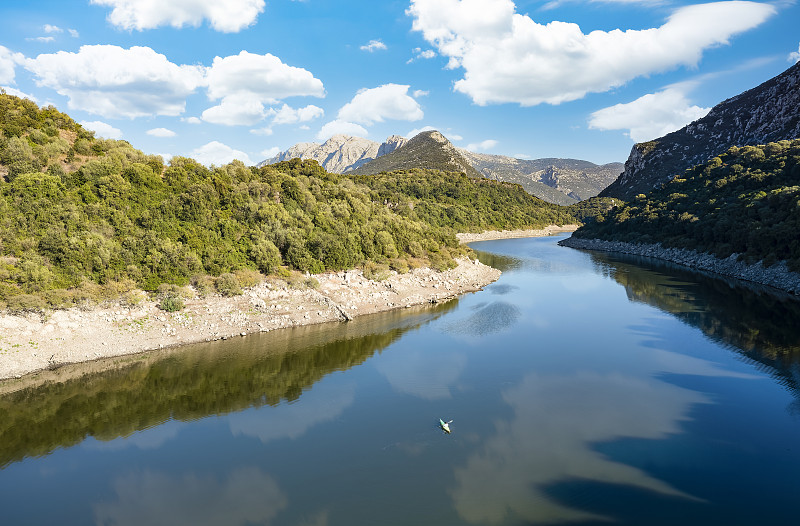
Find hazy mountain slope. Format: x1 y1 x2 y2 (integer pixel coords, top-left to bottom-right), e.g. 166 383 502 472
258 134 407 173
349 131 481 177
601 62 800 200
460 150 622 204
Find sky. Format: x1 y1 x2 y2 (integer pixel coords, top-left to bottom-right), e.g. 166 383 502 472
1 0 798 166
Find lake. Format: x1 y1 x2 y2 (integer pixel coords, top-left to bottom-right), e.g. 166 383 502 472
1 234 799 526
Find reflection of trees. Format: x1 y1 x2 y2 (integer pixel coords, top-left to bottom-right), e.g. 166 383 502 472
589 251 800 401
473 249 521 273
0 303 456 468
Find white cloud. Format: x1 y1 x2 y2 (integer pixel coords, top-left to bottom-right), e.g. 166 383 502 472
338 84 423 126
201 51 325 125
183 116 202 124
272 104 324 125
91 0 265 32
406 125 436 138
43 24 62 34
30 37 55 43
589 87 710 142
249 127 273 136
0 46 25 84
360 39 387 52
466 139 498 151
407 47 437 63
80 120 123 139
191 141 253 166
68 29 80 38
206 51 324 102
413 89 430 97
146 127 176 137
407 0 776 106
202 93 269 126
260 146 281 158
25 45 204 118
1 86 38 102
316 120 369 141
790 43 800 63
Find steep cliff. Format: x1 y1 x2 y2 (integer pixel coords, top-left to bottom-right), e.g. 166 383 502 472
601 62 800 200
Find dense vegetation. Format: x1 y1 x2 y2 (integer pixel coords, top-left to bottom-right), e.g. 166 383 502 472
0 93 574 311
565 196 621 222
574 140 800 270
352 169 575 232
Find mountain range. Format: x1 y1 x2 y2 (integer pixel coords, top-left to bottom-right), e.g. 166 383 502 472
258 134 407 173
458 150 622 205
261 131 622 205
601 61 800 201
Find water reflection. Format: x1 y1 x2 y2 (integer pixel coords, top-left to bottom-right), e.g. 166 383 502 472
451 371 706 524
93 467 287 526
229 381 356 443
587 251 800 410
0 303 456 468
441 302 522 337
374 345 466 400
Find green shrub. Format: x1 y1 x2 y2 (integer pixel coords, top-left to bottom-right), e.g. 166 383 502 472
191 275 215 297
215 273 242 296
234 269 262 288
362 261 390 281
6 293 47 314
158 292 184 312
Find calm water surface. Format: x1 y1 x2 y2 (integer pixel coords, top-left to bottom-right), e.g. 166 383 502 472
2 235 799 525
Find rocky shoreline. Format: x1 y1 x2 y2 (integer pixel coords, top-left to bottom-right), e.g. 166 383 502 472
456 224 579 243
559 235 800 295
0 257 502 382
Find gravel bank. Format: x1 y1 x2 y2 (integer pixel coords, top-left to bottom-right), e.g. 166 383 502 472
559 236 800 296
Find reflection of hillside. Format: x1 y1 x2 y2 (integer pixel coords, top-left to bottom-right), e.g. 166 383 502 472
0 303 456 468
473 250 521 272
589 252 800 395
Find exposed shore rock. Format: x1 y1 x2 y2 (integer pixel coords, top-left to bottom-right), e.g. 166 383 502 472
0 257 500 382
559 236 800 296
457 224 579 243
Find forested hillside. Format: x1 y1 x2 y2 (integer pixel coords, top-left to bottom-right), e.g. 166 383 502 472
573 140 800 270
0 93 574 311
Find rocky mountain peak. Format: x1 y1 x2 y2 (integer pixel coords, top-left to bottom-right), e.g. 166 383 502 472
259 134 411 174
601 61 800 200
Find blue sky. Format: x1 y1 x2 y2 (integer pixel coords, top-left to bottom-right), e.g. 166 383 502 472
1 0 798 166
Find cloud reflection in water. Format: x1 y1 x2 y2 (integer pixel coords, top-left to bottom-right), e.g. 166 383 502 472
228 381 355 443
93 467 287 526
451 371 708 524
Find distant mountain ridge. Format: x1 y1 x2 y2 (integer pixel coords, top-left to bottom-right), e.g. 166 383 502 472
601 61 800 200
459 150 622 205
261 132 622 204
258 134 407 173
